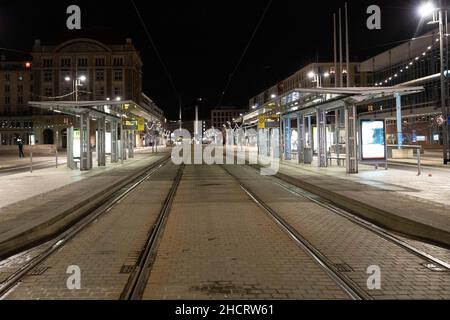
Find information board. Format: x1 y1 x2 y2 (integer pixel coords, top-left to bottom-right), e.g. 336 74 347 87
361 120 386 160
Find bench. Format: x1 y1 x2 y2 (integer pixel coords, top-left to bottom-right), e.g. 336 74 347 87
327 155 346 166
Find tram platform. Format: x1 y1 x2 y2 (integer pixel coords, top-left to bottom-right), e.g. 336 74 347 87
278 158 450 247
0 148 169 258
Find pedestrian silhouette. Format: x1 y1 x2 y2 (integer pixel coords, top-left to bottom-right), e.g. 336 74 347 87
18 139 25 158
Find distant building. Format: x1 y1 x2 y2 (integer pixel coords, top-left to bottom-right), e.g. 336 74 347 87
211 107 247 130
249 61 365 111
359 29 444 148
0 58 34 145
0 38 164 148
31 38 143 103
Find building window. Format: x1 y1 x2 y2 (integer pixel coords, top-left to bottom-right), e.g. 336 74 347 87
96 87 105 97
61 71 71 81
95 70 105 81
43 59 53 67
5 73 10 81
45 88 53 97
18 85 23 93
114 70 123 81
95 58 105 67
61 58 71 67
44 71 53 82
114 87 121 96
78 58 88 67
5 85 10 93
113 57 124 66
18 96 23 104
5 96 10 105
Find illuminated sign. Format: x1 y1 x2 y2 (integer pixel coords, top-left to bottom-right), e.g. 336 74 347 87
123 120 138 130
361 120 386 160
258 116 266 129
137 118 145 132
416 136 427 142
73 129 81 158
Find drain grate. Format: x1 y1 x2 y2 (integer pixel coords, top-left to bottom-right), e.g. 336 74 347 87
29 266 50 276
423 263 447 272
120 265 135 274
333 263 354 273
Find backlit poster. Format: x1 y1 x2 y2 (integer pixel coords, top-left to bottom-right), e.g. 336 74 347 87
73 129 81 158
361 120 386 160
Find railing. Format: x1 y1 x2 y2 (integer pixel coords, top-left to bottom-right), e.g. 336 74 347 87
387 144 423 176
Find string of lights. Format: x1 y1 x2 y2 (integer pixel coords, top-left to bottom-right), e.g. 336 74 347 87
374 36 444 87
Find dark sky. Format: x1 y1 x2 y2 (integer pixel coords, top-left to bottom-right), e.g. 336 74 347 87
0 0 438 120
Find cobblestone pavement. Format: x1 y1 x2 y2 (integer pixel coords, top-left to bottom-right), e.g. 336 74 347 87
143 165 349 300
225 165 450 300
1 162 180 300
0 148 169 211
3 160 448 300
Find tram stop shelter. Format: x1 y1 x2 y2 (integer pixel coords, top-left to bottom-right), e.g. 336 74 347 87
242 86 424 174
28 100 153 171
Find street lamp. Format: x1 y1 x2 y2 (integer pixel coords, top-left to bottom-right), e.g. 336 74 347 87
419 1 449 164
65 75 87 102
418 2 436 18
308 71 330 88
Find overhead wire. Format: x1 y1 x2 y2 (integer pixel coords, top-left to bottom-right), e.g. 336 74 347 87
216 0 273 107
130 0 182 104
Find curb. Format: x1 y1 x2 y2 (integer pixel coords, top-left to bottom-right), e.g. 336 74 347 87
275 171 450 248
0 156 169 260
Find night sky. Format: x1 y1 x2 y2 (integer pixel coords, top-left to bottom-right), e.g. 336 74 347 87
0 0 438 120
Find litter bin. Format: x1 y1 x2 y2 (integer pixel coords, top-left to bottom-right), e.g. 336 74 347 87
304 147 313 164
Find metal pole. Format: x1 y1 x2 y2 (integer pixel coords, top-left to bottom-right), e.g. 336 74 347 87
417 147 422 176
339 8 343 88
439 4 449 164
395 93 403 149
345 2 350 87
334 13 338 88
335 110 340 165
120 120 124 164
75 80 78 102
446 7 450 163
55 130 59 168
30 142 33 173
179 96 183 131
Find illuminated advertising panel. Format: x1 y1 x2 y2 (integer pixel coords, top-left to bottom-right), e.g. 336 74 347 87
361 120 386 160
105 132 111 154
73 129 81 158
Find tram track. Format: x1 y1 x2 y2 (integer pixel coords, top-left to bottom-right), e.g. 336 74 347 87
221 163 450 300
244 164 450 271
120 165 184 300
220 165 370 301
0 156 173 299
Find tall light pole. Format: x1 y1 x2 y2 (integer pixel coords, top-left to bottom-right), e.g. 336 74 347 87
419 1 449 164
65 75 86 102
195 98 203 144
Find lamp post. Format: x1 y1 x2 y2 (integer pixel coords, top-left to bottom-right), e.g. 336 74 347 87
195 98 203 144
419 1 449 164
65 75 86 102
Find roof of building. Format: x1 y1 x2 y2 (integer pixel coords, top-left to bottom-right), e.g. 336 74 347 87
360 29 439 72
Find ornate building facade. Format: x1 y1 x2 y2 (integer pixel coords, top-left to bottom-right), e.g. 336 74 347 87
0 38 164 150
